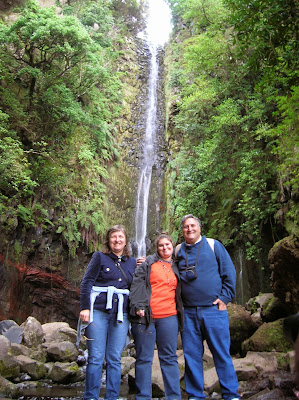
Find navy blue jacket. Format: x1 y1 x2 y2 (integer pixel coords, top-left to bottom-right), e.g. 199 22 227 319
80 251 136 314
177 236 236 306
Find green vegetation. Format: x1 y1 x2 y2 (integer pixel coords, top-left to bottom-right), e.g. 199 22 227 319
0 0 144 257
165 0 298 259
0 0 297 266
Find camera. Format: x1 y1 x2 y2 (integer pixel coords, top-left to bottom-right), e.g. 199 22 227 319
185 265 197 281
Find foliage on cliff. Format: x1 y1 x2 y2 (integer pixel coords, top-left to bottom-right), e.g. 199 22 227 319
165 0 298 260
0 0 145 257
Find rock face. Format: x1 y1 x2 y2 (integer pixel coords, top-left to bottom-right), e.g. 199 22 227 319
0 255 81 328
268 234 299 313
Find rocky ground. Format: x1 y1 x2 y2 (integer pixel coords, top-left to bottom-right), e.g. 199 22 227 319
0 297 298 400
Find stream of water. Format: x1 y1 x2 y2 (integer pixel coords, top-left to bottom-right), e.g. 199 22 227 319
134 0 172 258
134 42 158 258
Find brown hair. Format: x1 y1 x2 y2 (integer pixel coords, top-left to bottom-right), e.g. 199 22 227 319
102 225 130 257
154 231 174 250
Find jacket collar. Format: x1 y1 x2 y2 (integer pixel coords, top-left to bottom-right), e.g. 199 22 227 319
108 252 128 262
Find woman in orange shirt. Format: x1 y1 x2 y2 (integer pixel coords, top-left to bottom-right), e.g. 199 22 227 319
129 232 183 400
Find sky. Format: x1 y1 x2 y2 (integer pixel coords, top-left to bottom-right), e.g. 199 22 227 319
146 0 173 46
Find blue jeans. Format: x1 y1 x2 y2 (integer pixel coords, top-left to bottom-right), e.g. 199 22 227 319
182 306 239 400
132 315 181 400
84 310 130 400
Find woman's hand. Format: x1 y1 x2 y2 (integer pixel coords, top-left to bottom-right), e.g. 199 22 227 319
136 256 146 266
136 309 145 317
80 309 90 322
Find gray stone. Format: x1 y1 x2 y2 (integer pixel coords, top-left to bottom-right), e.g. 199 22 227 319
48 361 81 383
0 335 20 378
21 316 44 348
42 321 77 344
0 320 23 344
14 354 47 380
0 375 20 397
43 340 79 362
0 319 18 334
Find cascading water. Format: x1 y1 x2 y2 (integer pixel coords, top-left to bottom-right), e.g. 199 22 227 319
134 0 172 258
135 43 158 258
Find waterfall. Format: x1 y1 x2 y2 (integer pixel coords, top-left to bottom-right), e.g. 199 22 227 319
238 249 244 305
134 0 172 258
135 44 158 258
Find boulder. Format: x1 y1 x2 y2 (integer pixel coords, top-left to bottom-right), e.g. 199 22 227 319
21 316 44 348
234 351 279 376
228 303 257 354
14 355 47 380
48 361 82 383
121 355 135 376
43 340 79 362
261 295 289 322
203 367 221 394
0 320 23 344
268 234 299 313
10 342 32 358
245 293 274 314
0 335 20 379
0 375 20 398
42 321 77 344
242 319 293 354
203 342 215 370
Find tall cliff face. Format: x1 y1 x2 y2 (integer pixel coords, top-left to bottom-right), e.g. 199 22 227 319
103 41 168 256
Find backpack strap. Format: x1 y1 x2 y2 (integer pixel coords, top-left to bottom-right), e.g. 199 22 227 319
206 238 215 252
175 243 182 259
175 238 215 258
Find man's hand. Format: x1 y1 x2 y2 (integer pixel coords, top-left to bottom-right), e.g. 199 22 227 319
213 298 227 310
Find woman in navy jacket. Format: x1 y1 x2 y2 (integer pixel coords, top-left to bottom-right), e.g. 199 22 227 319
79 225 137 400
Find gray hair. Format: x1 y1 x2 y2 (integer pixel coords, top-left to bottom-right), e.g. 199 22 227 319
180 214 201 228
